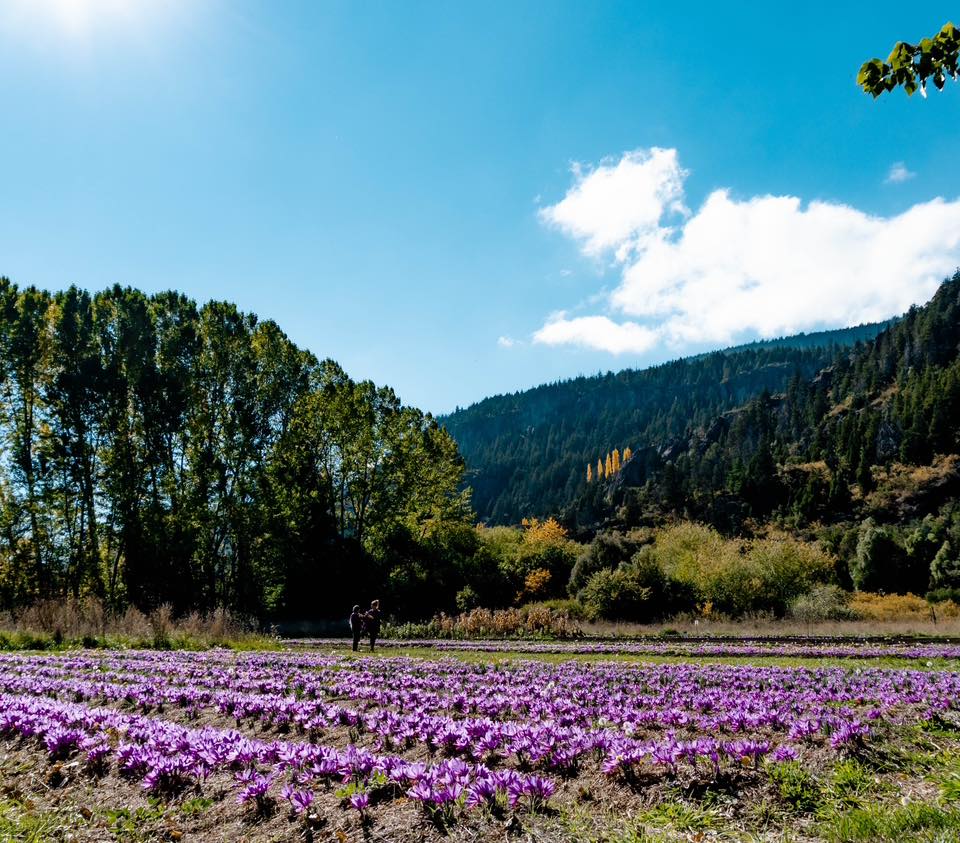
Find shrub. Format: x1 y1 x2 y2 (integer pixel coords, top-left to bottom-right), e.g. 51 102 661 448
927 587 960 604
568 531 648 594
517 568 552 604
580 567 652 622
789 585 858 622
454 586 480 613
479 520 580 601
641 523 834 617
526 598 587 621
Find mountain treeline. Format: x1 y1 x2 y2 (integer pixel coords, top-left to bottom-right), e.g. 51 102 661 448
567 273 960 600
443 322 890 524
0 280 468 620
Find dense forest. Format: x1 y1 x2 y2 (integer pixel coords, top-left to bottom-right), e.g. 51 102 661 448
443 322 891 524
0 281 468 621
560 273 960 604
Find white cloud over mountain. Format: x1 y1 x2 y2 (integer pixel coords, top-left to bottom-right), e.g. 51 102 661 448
534 148 960 354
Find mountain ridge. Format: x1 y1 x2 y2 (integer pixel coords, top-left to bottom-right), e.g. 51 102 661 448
442 319 895 525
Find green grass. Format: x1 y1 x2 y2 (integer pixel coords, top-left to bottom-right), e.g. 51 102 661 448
101 800 167 839
356 645 960 671
640 800 718 831
768 761 823 812
827 760 880 808
0 797 78 843
824 803 960 842
179 796 214 817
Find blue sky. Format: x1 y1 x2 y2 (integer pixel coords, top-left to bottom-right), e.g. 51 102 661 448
1 2 959 413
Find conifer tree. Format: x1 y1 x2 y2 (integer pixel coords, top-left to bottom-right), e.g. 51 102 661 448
612 448 621 473
597 458 604 479
586 463 593 483
623 446 633 463
605 453 613 476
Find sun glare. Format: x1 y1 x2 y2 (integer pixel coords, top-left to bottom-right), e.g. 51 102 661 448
2 0 162 42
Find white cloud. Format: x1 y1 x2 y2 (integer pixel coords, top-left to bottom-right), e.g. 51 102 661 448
538 148 688 261
534 314 658 354
535 148 960 352
886 162 916 184
497 335 518 348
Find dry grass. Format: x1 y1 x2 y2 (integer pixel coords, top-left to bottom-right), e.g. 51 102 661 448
0 597 272 649
849 592 960 622
392 606 583 640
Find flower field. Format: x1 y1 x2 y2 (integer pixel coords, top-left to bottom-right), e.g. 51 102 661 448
290 636 960 661
2 647 960 841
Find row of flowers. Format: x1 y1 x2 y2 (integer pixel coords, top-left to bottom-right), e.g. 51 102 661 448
287 636 960 661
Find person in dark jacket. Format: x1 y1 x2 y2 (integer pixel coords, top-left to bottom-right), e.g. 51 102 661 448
349 605 364 652
364 600 381 652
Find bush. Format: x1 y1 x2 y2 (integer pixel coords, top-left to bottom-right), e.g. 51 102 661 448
568 531 648 594
638 523 834 617
789 585 858 622
526 598 588 621
478 519 580 603
580 567 653 622
455 586 480 613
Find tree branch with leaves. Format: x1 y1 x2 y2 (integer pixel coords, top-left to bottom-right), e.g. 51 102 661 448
858 22 959 97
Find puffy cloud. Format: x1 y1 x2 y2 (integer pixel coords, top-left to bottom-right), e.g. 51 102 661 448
538 148 688 261
886 162 916 184
497 335 518 348
533 314 658 354
535 148 960 353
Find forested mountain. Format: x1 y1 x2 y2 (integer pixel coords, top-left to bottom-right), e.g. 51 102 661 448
443 321 891 524
564 273 960 597
0 281 467 619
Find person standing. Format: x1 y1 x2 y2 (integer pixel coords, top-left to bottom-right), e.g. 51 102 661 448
364 600 381 652
349 605 364 652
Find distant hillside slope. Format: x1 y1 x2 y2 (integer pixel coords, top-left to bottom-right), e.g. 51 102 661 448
443 321 891 524
561 274 960 597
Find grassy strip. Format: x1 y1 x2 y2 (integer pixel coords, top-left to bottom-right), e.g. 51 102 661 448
0 630 279 653
348 645 960 671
